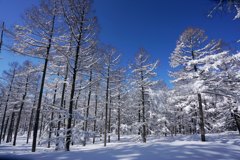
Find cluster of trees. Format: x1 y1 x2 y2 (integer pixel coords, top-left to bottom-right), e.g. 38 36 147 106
0 0 239 153
0 0 161 152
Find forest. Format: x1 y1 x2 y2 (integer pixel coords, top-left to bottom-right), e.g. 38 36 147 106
0 0 239 159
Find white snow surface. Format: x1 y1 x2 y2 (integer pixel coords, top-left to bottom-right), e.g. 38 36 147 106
0 132 239 160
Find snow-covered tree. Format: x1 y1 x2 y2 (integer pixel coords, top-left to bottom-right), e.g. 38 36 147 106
130 48 159 143
170 27 225 141
101 47 121 146
12 0 61 152
60 0 97 151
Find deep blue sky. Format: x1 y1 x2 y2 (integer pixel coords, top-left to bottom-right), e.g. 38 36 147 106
0 0 239 86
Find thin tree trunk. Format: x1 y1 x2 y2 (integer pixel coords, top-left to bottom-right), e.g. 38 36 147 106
6 111 15 143
48 79 58 148
108 106 111 143
27 108 35 144
13 75 29 146
104 65 110 147
0 67 16 143
117 94 121 141
38 113 44 145
56 63 68 150
138 104 141 135
0 21 4 52
32 15 55 152
2 116 9 141
83 69 92 146
198 93 206 141
93 87 98 144
141 70 146 143
47 112 54 148
71 87 82 141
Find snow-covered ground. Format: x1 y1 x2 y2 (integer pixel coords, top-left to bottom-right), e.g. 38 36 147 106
0 132 239 160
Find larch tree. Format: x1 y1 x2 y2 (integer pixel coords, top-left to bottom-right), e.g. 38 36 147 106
12 0 60 152
0 62 18 144
102 47 121 146
60 0 97 151
170 27 224 141
12 61 38 146
130 48 159 143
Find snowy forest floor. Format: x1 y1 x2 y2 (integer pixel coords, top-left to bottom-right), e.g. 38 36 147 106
0 132 239 160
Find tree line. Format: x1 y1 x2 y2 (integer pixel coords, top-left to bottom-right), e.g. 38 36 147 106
0 0 239 152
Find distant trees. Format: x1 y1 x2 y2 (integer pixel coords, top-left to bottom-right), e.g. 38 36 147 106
0 0 240 154
0 63 17 144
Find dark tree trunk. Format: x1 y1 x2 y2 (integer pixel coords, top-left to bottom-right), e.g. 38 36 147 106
47 112 54 148
141 70 146 143
72 89 81 134
108 106 111 143
233 109 240 135
32 15 55 152
0 67 16 144
83 69 92 146
117 94 121 141
0 22 4 52
6 111 15 143
93 88 98 144
2 116 9 141
13 75 29 146
192 51 206 141
56 63 68 150
104 65 110 147
65 15 84 150
27 108 35 144
198 93 206 141
138 104 141 135
48 80 58 148
38 113 44 145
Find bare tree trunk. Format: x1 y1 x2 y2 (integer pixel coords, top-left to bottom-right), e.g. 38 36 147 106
71 88 81 146
138 104 141 135
93 87 98 144
104 65 110 147
141 71 146 143
117 94 121 141
233 109 240 135
56 63 68 150
13 75 29 146
198 93 206 141
47 112 54 148
0 21 4 52
6 111 15 143
32 15 55 152
48 80 58 148
192 50 206 141
108 106 111 143
38 113 44 145
2 116 9 142
83 69 92 146
65 20 84 150
0 67 16 144
27 108 35 144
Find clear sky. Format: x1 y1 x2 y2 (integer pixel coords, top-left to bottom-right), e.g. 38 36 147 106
0 0 239 86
